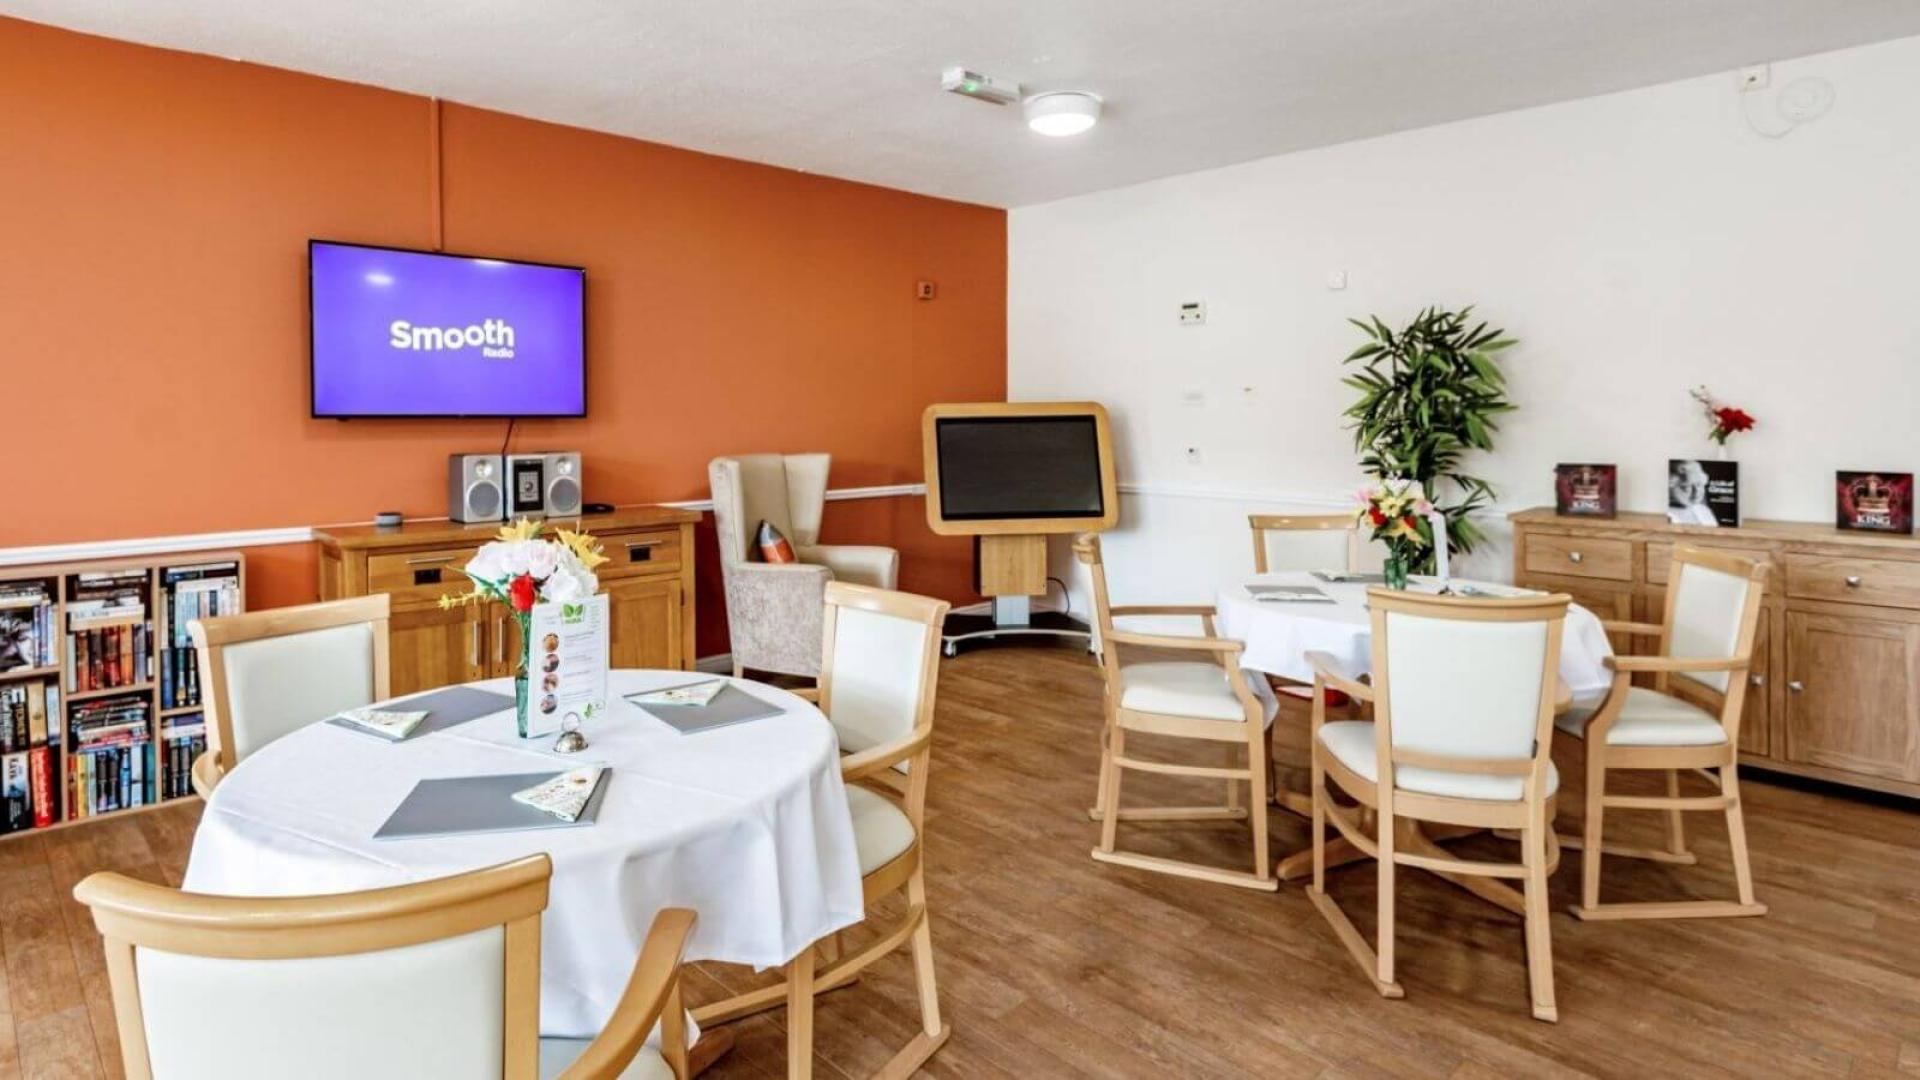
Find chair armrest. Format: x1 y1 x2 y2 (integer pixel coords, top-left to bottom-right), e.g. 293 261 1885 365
1304 650 1372 702
841 724 934 782
721 563 832 676
1110 604 1217 617
1601 620 1667 638
788 686 821 704
1604 654 1748 674
557 908 697 1080
798 544 898 589
1103 629 1244 654
190 753 224 798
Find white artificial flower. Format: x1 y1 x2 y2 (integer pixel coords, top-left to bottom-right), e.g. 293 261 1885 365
523 541 560 580
543 562 596 603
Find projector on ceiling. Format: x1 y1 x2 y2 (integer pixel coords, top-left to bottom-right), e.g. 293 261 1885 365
941 67 1021 106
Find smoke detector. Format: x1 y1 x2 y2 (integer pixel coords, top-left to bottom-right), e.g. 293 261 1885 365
1025 91 1102 136
942 67 1021 105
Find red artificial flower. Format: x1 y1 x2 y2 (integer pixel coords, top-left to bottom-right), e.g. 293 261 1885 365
1715 406 1755 433
1368 507 1387 527
508 573 538 613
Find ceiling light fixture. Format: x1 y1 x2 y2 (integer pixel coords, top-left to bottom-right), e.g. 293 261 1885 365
1024 91 1101 137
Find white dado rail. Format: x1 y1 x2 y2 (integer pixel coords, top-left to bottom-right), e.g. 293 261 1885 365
0 483 928 568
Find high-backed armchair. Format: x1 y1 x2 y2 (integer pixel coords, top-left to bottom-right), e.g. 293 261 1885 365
709 454 899 678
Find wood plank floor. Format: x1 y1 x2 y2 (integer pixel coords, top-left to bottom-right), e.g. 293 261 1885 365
6 642 1920 1078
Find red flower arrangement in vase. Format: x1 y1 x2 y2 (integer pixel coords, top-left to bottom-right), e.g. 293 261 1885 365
1691 386 1756 447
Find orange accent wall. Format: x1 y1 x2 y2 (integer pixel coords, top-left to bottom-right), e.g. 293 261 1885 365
0 17 1006 655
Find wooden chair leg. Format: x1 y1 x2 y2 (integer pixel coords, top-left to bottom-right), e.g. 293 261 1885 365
871 869 952 1078
1090 717 1114 819
1263 722 1277 802
1722 766 1764 911
1226 740 1242 813
1097 728 1124 854
1310 745 1327 893
1577 752 1605 915
1248 729 1271 882
1663 769 1691 857
1521 817 1559 1023
1376 810 1396 989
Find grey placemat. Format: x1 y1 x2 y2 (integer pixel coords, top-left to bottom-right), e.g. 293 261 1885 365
628 684 784 735
327 685 516 742
374 769 611 839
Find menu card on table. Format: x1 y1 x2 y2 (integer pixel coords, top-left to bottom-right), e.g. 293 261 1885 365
527 594 610 738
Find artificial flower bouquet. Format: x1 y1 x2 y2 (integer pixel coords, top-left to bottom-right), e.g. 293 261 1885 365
1690 385 1755 448
441 519 608 735
1354 480 1436 589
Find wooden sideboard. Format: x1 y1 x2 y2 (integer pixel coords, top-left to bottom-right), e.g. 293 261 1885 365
1512 507 1920 800
316 507 699 697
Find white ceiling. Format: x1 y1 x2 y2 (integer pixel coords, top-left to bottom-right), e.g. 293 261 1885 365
8 1 1920 207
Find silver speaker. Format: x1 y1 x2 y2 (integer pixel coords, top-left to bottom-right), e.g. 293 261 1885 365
447 454 504 523
544 452 583 517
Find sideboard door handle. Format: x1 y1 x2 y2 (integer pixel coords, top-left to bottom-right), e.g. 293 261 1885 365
1845 575 1862 588
1568 551 1583 563
1787 680 1805 693
470 622 481 668
1749 674 1766 687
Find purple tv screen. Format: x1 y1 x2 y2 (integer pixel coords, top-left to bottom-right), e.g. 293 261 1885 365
310 241 586 417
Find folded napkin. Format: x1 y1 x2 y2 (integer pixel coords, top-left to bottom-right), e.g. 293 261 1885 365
511 766 605 823
627 679 726 707
332 706 430 741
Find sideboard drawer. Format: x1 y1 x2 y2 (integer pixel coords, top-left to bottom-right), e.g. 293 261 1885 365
367 545 477 605
1523 534 1634 582
598 529 684 579
1786 554 1920 609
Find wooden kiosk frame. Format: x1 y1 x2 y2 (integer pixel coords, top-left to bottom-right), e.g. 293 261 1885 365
922 401 1119 654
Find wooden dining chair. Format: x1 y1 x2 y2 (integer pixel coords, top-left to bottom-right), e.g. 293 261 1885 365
1248 513 1362 575
1307 589 1570 1021
187 594 391 796
1075 533 1278 891
74 853 697 1080
1559 545 1770 922
693 581 952 1079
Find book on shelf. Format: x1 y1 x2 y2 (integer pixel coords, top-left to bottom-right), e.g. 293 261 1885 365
160 712 206 801
0 579 56 673
0 679 59 832
160 562 239 710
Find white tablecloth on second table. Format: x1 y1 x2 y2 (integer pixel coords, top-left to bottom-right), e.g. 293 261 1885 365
184 670 865 1038
1216 573 1616 707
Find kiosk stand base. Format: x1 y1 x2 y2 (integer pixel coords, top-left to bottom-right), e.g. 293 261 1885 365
943 534 1091 656
941 608 1090 657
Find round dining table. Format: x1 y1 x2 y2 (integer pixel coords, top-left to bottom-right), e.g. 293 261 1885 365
1214 572 1617 896
184 669 866 1040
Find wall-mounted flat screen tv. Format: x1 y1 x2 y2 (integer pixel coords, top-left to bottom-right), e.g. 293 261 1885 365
933 415 1107 521
309 240 586 418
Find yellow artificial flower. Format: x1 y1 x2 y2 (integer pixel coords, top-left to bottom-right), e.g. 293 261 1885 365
497 518 542 543
556 527 610 571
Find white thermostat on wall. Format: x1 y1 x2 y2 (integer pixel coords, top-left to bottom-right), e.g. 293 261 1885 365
1179 301 1206 325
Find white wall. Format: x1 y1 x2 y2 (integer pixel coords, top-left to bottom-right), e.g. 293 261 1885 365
1011 35 1920 612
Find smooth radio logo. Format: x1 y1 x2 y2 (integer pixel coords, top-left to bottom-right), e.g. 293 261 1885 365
390 319 516 359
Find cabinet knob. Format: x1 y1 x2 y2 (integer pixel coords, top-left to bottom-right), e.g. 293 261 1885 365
1844 575 1862 588
1749 674 1765 687
1568 551 1584 563
1787 680 1805 693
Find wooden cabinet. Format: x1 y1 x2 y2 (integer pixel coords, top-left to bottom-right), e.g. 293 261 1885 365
1513 507 1920 800
1784 609 1920 784
317 507 700 697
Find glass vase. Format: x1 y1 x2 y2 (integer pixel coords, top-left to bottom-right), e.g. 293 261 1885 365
1383 550 1411 590
513 611 534 738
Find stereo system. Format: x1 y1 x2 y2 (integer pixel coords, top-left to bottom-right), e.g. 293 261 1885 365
448 452 583 522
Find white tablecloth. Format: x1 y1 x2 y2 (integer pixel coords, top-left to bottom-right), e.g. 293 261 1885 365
184 670 865 1038
1216 574 1616 707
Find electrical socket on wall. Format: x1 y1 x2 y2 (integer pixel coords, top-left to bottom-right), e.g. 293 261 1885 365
1179 301 1206 325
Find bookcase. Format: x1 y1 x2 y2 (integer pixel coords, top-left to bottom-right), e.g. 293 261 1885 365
0 550 244 838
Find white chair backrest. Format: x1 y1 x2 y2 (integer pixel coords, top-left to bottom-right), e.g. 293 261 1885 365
1667 559 1752 694
1250 515 1360 575
223 622 375 762
1380 604 1558 763
824 602 935 756
137 926 508 1079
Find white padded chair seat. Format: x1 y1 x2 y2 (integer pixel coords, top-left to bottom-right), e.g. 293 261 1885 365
1555 686 1729 747
539 1038 673 1080
845 784 916 876
1118 662 1250 722
1318 721 1559 802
